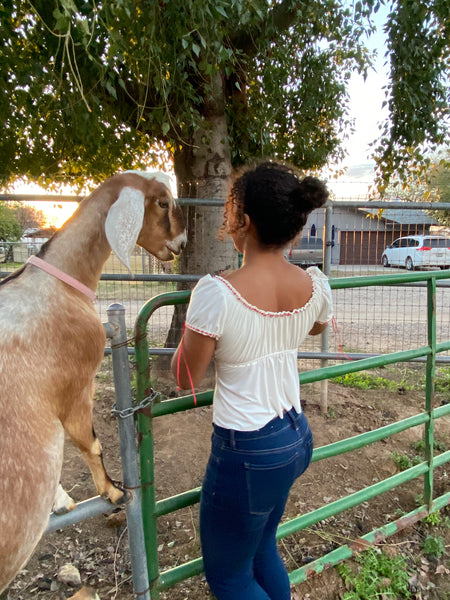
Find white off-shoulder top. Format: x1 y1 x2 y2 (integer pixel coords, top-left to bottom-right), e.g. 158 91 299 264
185 266 333 431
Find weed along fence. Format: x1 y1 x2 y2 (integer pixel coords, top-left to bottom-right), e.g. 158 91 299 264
133 269 450 599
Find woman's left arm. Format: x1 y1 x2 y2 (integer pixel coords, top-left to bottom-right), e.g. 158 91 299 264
309 321 328 336
171 328 217 389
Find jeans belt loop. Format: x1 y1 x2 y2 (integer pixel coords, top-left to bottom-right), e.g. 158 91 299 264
230 429 236 449
286 409 299 430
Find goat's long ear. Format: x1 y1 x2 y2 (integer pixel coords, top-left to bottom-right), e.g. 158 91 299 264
105 186 145 271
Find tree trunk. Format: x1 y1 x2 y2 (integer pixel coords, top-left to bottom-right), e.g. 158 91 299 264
155 75 239 380
165 113 238 346
174 120 237 275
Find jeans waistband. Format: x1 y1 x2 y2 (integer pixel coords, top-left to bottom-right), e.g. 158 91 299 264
213 407 304 442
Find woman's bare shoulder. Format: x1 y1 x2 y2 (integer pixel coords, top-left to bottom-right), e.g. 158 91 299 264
217 268 238 280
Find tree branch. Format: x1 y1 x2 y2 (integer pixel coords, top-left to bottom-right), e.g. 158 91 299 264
229 0 299 56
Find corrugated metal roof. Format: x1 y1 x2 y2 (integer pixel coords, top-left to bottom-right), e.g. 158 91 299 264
361 208 439 225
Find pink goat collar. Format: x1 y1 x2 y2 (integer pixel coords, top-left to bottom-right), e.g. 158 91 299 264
27 255 96 302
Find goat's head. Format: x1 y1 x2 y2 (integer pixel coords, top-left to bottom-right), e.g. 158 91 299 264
105 172 187 270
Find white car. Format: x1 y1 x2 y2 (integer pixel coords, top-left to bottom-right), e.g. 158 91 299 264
381 235 450 270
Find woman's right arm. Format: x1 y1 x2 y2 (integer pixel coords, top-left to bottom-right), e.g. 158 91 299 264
306 267 333 336
171 328 216 389
171 276 224 388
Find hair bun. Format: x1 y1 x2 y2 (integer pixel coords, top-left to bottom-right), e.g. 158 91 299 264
296 176 329 211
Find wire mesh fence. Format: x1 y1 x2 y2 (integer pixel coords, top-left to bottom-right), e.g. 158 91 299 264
1 199 449 382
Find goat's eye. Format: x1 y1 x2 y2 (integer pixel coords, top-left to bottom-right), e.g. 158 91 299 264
157 199 170 209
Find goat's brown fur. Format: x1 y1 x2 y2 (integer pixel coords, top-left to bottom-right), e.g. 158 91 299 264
0 173 186 593
67 586 101 600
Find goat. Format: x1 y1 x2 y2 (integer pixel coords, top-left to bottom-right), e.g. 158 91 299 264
67 586 100 600
0 172 187 594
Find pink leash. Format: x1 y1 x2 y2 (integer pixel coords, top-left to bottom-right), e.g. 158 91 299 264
332 316 353 361
27 255 96 302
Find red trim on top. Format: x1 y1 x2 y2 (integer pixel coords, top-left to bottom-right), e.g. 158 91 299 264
214 275 318 317
185 323 220 339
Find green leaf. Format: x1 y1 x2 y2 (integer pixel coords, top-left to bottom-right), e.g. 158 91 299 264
215 5 228 18
105 81 117 99
0 0 447 194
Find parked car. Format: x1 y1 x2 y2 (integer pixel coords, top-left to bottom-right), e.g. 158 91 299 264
285 236 324 269
381 235 450 270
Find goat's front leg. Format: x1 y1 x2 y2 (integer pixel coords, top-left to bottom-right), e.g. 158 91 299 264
60 393 129 506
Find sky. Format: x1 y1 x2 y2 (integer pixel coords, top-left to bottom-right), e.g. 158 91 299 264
328 4 390 198
8 5 391 225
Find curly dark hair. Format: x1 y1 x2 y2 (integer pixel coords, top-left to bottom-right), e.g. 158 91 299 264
219 161 329 247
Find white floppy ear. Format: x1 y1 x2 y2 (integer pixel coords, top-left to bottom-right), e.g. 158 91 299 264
105 186 145 271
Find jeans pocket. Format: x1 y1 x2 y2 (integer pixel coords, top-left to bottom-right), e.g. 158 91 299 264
245 452 298 515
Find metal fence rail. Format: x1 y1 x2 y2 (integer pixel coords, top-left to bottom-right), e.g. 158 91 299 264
134 269 450 598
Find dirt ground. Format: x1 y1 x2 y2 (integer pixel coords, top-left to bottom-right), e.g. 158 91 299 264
3 368 450 600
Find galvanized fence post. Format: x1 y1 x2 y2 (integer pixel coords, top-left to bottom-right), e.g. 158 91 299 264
424 277 437 508
106 303 151 600
134 291 192 599
320 205 333 413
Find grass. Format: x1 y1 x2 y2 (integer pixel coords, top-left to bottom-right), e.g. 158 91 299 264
390 450 423 471
391 437 448 471
337 547 411 599
423 512 443 527
423 534 446 558
336 504 449 598
0 261 22 270
331 370 415 392
330 364 450 400
412 438 447 454
390 438 447 477
96 279 176 301
337 522 449 599
434 366 450 401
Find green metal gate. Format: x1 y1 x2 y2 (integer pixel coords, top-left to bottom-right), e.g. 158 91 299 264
134 269 450 598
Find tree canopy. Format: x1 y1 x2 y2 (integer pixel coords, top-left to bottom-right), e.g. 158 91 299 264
8 203 46 230
1 0 447 195
430 155 450 205
373 0 450 192
427 152 450 225
0 204 22 241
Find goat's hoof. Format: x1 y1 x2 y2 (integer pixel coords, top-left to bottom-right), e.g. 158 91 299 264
114 488 131 506
53 484 77 514
67 586 100 600
53 502 77 515
104 481 131 506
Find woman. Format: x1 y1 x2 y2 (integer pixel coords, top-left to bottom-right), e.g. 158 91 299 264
171 161 333 600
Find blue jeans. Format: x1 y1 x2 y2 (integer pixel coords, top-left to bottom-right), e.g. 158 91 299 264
200 408 313 600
